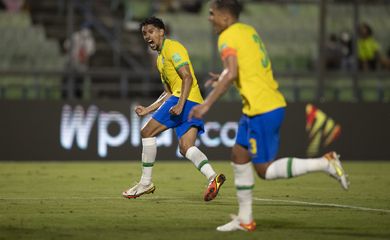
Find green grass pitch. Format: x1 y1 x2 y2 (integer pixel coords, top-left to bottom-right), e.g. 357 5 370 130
1 161 389 240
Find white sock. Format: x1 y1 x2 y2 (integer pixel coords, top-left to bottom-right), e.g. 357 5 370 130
232 162 254 224
185 146 216 180
265 157 329 180
140 137 157 185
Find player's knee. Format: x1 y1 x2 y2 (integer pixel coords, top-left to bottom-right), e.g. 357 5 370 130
253 163 269 180
140 128 153 138
231 150 242 163
179 144 192 156
256 170 267 180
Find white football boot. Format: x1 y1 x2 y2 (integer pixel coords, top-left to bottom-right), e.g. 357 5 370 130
216 214 256 232
324 151 350 190
122 182 155 199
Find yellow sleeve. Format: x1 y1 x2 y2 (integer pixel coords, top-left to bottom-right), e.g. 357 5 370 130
218 30 238 60
168 42 190 71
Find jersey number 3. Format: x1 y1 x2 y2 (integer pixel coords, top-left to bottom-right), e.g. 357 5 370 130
249 138 257 155
252 34 270 68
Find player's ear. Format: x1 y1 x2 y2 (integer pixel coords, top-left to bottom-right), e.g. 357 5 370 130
159 28 165 37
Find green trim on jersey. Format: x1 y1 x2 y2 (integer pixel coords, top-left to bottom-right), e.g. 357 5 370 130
175 61 189 71
158 38 166 53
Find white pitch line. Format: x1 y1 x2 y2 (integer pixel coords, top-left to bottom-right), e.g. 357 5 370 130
252 197 390 214
1 196 389 214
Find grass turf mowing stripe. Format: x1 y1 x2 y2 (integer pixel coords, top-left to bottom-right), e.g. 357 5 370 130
1 196 389 214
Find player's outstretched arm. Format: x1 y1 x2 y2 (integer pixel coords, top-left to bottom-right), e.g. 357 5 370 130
189 55 238 119
135 91 171 117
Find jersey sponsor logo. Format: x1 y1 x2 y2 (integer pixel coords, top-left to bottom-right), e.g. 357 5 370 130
172 53 182 63
305 104 341 157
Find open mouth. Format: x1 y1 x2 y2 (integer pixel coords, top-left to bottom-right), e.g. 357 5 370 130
147 39 156 49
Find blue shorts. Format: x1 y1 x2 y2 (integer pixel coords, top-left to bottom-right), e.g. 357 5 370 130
236 107 285 164
152 96 205 139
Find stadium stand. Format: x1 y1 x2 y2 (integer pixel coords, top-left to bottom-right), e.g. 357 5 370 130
0 11 64 99
0 1 388 101
160 2 389 102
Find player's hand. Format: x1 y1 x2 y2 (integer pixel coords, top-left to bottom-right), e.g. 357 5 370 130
204 72 220 88
169 104 183 116
188 104 210 120
134 105 148 117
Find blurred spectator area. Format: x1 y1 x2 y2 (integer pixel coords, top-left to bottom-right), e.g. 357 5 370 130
0 10 64 99
160 1 390 72
158 1 390 102
0 0 389 102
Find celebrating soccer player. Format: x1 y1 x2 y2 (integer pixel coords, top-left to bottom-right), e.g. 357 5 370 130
189 0 349 231
122 17 225 202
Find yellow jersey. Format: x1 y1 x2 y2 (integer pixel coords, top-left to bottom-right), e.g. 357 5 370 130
358 37 380 61
156 38 203 104
218 23 286 116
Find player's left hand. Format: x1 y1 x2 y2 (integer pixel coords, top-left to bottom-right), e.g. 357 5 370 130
169 104 183 116
188 104 210 120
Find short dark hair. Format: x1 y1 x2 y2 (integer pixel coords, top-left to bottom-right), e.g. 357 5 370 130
212 0 242 19
361 22 373 36
139 16 165 32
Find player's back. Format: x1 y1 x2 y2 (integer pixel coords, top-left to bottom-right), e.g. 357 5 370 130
218 23 286 116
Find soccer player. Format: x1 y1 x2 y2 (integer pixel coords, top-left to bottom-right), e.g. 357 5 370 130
189 0 349 232
122 17 225 202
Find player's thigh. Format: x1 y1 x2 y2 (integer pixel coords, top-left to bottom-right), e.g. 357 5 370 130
249 124 277 178
250 109 284 162
250 108 285 177
141 118 168 138
178 127 198 154
176 100 205 155
152 96 180 129
233 115 251 164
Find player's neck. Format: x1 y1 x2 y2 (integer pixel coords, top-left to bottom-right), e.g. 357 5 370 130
228 18 238 26
158 37 166 53
223 19 238 32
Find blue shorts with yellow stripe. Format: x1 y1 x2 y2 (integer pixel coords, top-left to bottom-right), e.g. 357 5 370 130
152 96 205 139
236 107 285 164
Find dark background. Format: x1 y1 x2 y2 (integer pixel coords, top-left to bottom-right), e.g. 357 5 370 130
1 101 388 160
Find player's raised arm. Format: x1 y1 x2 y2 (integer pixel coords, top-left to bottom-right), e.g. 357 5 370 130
206 56 238 104
189 55 238 119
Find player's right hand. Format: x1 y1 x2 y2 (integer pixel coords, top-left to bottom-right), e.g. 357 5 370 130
188 103 210 120
204 72 220 88
134 105 148 117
